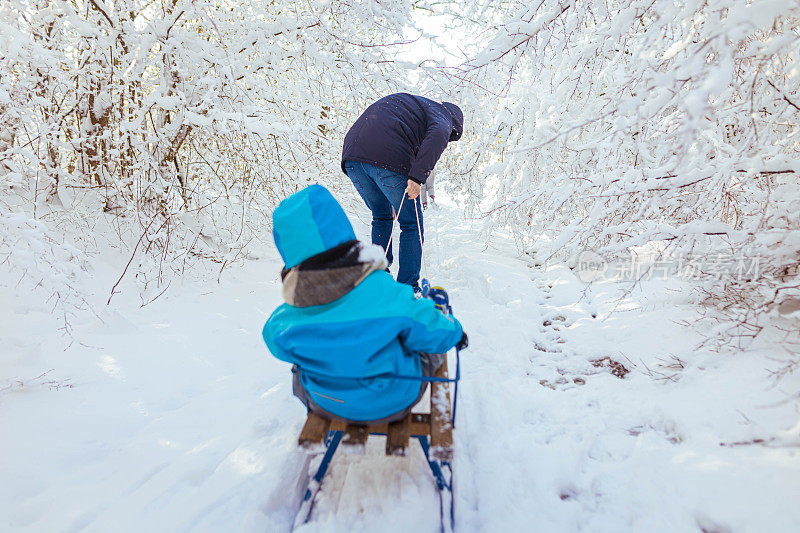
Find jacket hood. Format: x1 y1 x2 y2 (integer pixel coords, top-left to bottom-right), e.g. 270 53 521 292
281 241 387 307
442 102 463 142
272 185 356 269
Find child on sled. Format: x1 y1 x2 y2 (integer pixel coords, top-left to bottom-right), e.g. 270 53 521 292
262 185 467 424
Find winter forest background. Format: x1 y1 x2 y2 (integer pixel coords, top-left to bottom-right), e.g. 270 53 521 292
2 1 800 530
4 0 799 379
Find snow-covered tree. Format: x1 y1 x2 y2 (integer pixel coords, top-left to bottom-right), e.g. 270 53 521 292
445 0 800 352
1 0 416 293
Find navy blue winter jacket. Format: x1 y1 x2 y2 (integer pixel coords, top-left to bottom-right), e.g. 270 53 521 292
341 93 463 184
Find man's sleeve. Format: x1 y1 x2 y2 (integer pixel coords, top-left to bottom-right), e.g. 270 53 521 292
408 106 452 184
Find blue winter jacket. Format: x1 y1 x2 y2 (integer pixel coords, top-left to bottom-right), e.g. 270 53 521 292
262 185 463 422
341 93 464 184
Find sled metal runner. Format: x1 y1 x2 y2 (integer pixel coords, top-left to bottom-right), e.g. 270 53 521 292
293 282 460 532
294 415 455 531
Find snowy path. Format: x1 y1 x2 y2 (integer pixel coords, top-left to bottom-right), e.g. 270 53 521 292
3 201 799 532
427 206 799 532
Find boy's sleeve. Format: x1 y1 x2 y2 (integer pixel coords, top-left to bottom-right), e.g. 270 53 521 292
398 297 464 355
262 308 294 363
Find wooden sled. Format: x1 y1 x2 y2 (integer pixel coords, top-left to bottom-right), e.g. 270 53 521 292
294 359 455 531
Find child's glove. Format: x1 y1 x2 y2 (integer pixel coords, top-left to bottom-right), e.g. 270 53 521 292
456 331 469 351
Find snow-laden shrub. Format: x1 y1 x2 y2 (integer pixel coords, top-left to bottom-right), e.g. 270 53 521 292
0 0 418 299
447 1 800 354
0 206 93 336
0 1 413 230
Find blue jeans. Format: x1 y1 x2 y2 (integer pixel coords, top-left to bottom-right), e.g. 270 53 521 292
344 161 423 287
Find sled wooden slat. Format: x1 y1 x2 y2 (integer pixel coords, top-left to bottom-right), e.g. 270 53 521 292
410 413 430 436
429 360 454 461
329 419 347 432
298 413 331 449
342 424 369 452
385 414 411 456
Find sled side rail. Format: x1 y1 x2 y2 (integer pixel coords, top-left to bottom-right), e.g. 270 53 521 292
430 360 454 461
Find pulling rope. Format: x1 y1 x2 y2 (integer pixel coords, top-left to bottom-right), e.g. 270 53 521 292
413 196 429 281
382 189 428 281
383 193 406 260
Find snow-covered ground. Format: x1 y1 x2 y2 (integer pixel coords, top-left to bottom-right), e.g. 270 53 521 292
2 193 799 532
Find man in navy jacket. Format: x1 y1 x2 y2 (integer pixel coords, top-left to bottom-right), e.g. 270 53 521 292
342 93 464 291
